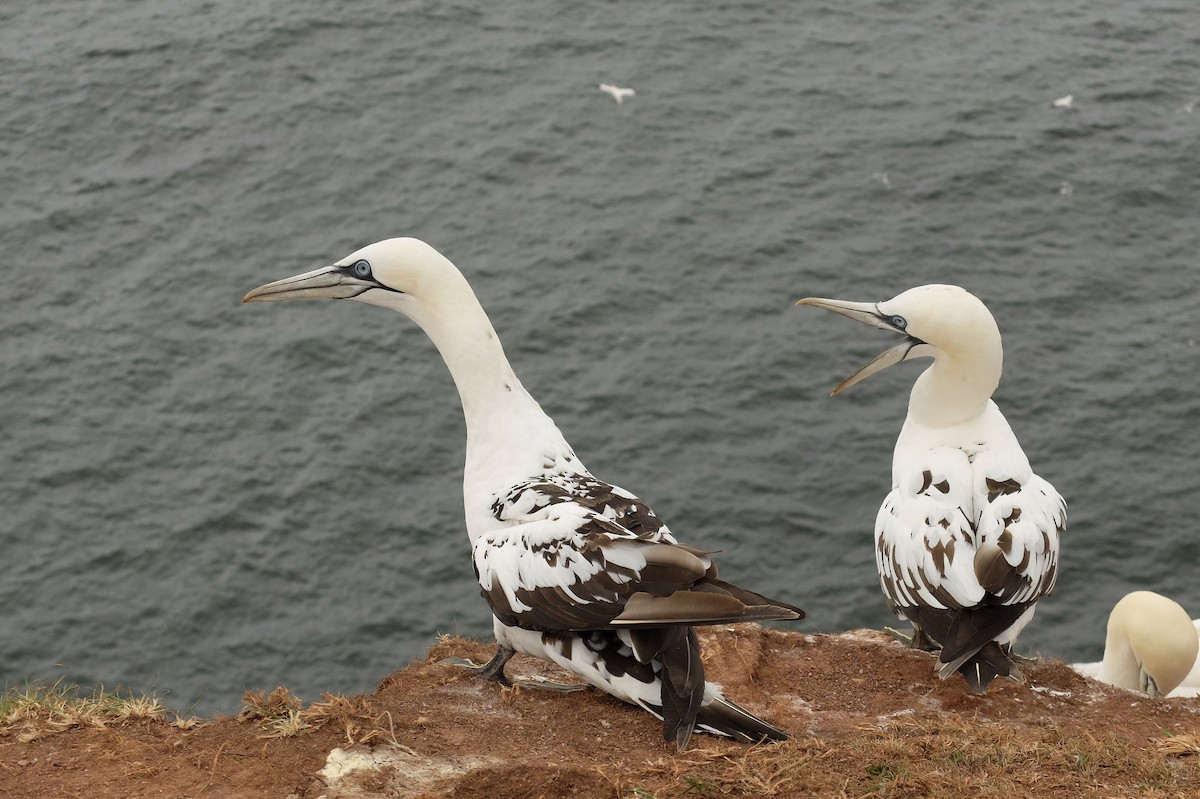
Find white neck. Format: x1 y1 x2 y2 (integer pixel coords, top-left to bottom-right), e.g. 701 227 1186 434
907 338 1002 428
390 272 577 533
1099 636 1146 692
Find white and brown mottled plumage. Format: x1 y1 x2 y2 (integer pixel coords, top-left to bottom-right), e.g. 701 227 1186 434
797 284 1065 693
243 237 803 749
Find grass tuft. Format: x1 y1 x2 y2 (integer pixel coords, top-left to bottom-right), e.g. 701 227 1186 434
239 687 309 739
1155 733 1200 757
303 692 400 745
238 687 402 743
0 679 166 742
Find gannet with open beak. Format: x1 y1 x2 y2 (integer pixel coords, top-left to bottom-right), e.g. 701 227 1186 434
796 284 1065 693
1071 591 1199 697
243 237 803 748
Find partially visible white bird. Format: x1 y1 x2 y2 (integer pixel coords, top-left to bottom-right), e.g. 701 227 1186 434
1070 591 1199 697
243 238 803 749
1052 94 1074 109
599 83 636 104
1178 619 1200 696
796 285 1066 693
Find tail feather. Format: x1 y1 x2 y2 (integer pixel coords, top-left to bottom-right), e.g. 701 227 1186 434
934 603 1030 678
696 694 790 743
630 627 706 749
698 578 806 621
947 641 1025 693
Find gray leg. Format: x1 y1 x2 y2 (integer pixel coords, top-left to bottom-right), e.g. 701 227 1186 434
439 644 517 685
885 625 941 652
439 645 588 693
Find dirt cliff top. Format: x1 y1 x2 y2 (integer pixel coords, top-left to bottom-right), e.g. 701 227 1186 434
4 627 1200 798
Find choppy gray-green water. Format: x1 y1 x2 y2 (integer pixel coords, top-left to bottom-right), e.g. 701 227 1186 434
2 1 1199 715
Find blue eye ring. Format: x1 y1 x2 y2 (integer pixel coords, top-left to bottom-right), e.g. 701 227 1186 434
889 314 908 330
352 259 372 279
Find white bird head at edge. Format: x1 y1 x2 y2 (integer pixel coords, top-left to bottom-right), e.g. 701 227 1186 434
795 284 1004 400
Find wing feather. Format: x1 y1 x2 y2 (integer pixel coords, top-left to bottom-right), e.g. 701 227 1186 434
974 473 1065 604
876 449 983 615
476 473 802 632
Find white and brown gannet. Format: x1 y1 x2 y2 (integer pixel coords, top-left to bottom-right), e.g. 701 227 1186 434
1071 591 1199 697
243 237 803 749
796 285 1066 693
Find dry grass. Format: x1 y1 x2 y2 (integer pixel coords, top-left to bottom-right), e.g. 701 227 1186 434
589 717 1200 799
238 686 400 744
303 691 401 746
238 687 309 739
592 738 837 799
0 679 167 742
1155 733 1200 757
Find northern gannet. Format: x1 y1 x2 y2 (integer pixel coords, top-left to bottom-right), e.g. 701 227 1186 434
599 83 635 104
243 238 803 748
796 285 1065 693
1071 591 1199 697
1181 620 1200 695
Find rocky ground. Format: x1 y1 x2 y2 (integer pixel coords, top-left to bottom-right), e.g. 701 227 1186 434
3 626 1200 798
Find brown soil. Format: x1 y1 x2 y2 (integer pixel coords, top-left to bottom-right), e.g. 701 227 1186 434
4 627 1200 798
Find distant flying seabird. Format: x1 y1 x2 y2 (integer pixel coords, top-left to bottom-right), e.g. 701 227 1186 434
599 83 636 104
1052 94 1073 109
1071 591 1199 697
796 285 1065 693
243 238 803 749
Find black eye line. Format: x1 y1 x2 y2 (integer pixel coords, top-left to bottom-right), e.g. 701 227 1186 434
873 305 917 337
337 261 403 293
873 304 907 331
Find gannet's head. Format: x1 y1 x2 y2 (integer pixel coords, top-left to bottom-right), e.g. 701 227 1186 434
241 237 458 316
796 284 1000 395
1104 591 1199 697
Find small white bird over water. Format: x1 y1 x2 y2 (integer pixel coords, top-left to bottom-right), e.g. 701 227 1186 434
1052 94 1074 109
1071 591 1199 697
243 238 803 749
796 285 1065 693
599 83 635 104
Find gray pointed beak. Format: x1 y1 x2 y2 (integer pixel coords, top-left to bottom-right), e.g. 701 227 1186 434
795 297 891 331
827 337 921 395
242 265 376 303
795 296 924 395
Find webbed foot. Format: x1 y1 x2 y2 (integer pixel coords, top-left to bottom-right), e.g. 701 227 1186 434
885 626 941 652
438 646 587 692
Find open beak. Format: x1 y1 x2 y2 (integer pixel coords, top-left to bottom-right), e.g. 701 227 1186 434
795 297 925 396
242 265 378 303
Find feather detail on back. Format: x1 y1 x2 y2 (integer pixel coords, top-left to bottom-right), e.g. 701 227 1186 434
476 471 803 632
